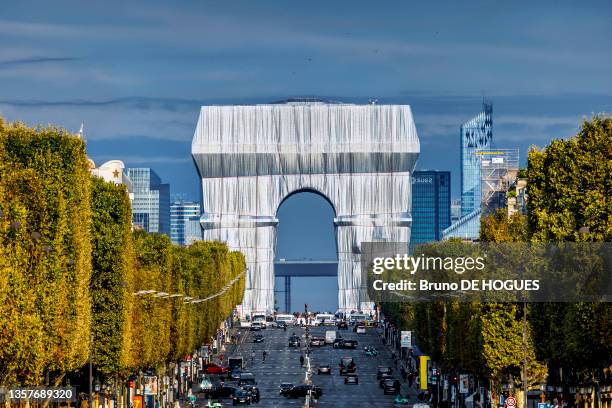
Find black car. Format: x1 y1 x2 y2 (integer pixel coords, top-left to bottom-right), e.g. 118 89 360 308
276 321 287 329
229 369 242 381
344 374 359 384
382 379 399 394
376 366 393 380
317 364 331 375
252 334 264 343
232 388 252 405
209 382 239 398
279 382 293 396
333 339 358 349
238 372 257 386
288 335 301 347
241 385 260 403
282 384 322 399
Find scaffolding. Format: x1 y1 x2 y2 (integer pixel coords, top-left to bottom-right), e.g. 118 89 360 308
476 149 519 215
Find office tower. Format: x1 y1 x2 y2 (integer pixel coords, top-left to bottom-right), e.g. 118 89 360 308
450 199 461 224
410 171 451 253
461 102 493 216
126 168 170 236
443 102 493 240
170 200 202 246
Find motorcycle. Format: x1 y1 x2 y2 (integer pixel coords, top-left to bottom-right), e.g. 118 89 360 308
394 394 410 405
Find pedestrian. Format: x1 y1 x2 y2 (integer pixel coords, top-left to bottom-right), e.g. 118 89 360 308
408 371 414 387
251 351 255 365
393 379 402 395
262 350 267 362
300 355 305 366
400 366 407 382
394 358 398 368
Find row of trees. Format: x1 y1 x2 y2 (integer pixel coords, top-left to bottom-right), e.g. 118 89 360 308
0 118 245 386
382 116 611 404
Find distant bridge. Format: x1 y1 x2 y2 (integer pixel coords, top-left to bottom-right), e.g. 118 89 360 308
274 260 338 312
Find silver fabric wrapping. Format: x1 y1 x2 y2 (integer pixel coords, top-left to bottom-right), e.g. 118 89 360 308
192 103 420 314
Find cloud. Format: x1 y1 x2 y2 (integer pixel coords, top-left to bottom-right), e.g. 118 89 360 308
0 56 78 68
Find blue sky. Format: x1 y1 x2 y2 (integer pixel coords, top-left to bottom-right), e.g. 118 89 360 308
1 1 611 310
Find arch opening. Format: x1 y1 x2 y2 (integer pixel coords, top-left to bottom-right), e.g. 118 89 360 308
274 191 338 313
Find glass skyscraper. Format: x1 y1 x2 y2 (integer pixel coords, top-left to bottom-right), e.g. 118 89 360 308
126 168 170 236
170 200 202 246
410 171 451 253
460 102 493 216
442 102 493 240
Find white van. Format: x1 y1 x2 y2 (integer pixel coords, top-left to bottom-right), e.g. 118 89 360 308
275 314 296 326
325 330 337 344
314 313 336 326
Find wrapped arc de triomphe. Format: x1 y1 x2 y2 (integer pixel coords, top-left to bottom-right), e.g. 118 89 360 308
191 100 420 315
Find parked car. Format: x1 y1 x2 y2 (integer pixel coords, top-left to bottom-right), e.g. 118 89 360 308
203 363 229 375
282 384 322 399
344 374 359 384
231 388 252 405
317 364 331 375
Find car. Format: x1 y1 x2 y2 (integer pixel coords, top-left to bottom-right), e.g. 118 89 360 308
238 372 257 386
333 339 358 349
376 366 393 380
355 325 366 334
282 384 322 399
310 337 325 346
252 334 264 343
197 376 213 394
203 363 229 375
279 382 294 396
288 335 301 347
339 357 356 375
229 369 242 381
337 321 349 330
317 364 331 375
344 374 359 384
276 321 287 329
383 380 400 395
241 385 260 403
209 382 239 398
231 388 252 405
250 322 262 331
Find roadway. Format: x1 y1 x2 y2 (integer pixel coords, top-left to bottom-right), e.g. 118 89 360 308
207 324 411 407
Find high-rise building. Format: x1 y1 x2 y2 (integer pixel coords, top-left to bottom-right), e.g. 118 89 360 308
170 200 202 246
477 149 519 215
410 171 451 253
443 102 493 240
461 102 493 216
126 168 170 236
450 199 461 224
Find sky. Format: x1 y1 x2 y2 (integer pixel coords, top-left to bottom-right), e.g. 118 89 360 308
1 1 611 310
